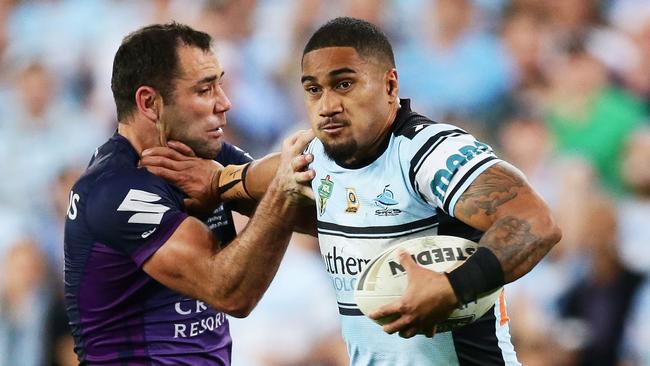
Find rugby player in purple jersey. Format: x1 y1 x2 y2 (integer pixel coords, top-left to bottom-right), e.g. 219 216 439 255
64 23 315 365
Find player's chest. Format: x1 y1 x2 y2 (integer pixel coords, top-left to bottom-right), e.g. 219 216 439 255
312 169 432 225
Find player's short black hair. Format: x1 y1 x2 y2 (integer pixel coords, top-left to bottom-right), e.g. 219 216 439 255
302 17 395 68
111 22 212 121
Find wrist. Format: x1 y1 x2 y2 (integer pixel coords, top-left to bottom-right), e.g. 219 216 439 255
217 163 253 201
444 247 505 305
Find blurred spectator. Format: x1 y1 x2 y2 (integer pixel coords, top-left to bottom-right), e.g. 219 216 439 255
196 0 298 157
0 238 51 366
397 0 514 134
608 0 650 104
617 127 650 365
618 127 650 272
544 42 647 195
557 193 644 366
31 165 84 270
0 62 103 216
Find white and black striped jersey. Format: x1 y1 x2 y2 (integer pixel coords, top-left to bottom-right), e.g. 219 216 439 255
306 99 520 366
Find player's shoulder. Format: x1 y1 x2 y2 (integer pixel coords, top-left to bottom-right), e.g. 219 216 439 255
80 135 184 221
391 100 469 157
216 141 254 165
392 99 464 138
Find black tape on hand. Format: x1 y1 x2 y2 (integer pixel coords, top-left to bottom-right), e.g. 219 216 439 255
445 247 505 304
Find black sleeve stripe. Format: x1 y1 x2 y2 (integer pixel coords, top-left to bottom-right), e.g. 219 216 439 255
443 156 498 214
408 129 468 191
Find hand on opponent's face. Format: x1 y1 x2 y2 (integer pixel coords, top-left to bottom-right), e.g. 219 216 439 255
140 141 223 214
140 129 317 213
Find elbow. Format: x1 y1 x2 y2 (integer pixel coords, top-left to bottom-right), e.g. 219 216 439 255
213 297 258 318
539 213 563 251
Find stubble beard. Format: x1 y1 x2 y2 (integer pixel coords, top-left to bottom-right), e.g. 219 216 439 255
166 120 222 159
322 138 358 166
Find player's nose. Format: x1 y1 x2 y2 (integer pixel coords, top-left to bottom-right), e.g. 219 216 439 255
214 85 231 114
318 90 343 118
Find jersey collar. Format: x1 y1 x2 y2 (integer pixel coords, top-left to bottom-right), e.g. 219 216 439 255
336 98 412 170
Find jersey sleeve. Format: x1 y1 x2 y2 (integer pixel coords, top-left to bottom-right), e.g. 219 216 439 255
216 142 254 166
404 124 502 217
85 168 188 267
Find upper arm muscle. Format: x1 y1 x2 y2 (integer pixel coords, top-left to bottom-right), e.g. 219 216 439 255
142 216 219 302
453 162 547 231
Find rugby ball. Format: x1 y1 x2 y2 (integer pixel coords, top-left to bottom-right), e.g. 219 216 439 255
354 235 501 332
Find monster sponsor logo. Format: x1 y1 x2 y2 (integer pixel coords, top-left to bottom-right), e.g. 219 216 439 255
430 141 491 201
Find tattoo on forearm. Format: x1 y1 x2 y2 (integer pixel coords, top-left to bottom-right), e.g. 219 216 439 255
456 164 523 218
454 163 558 282
480 216 545 282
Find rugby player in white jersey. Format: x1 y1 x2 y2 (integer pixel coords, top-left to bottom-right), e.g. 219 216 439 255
142 17 562 366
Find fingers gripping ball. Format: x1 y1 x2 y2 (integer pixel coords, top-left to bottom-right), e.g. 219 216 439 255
218 163 253 200
354 235 502 332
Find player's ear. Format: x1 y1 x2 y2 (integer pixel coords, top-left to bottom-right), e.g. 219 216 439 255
385 68 399 102
135 86 162 122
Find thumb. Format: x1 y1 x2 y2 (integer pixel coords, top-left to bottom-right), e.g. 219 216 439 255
397 250 419 274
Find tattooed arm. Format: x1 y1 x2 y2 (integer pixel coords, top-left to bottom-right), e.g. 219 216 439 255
453 161 562 283
370 161 561 338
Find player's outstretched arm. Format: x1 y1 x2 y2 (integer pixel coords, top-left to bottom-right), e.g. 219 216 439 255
141 139 317 236
142 130 316 317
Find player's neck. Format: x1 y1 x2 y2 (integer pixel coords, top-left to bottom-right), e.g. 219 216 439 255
117 119 162 156
340 101 401 167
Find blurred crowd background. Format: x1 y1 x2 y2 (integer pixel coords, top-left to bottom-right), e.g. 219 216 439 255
0 0 649 365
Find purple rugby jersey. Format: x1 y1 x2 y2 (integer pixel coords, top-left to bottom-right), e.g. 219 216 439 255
64 133 252 365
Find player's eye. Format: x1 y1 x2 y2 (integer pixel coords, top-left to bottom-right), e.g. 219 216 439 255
337 81 352 90
198 85 212 95
305 85 321 95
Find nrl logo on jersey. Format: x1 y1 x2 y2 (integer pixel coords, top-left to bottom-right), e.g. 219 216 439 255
317 175 334 216
373 185 402 216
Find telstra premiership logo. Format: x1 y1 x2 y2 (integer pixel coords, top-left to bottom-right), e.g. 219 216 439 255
317 175 334 216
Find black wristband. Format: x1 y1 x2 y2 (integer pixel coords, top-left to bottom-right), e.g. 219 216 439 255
445 247 505 304
240 162 252 198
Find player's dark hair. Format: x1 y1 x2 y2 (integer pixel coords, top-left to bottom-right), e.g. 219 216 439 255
303 17 395 68
111 22 212 121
